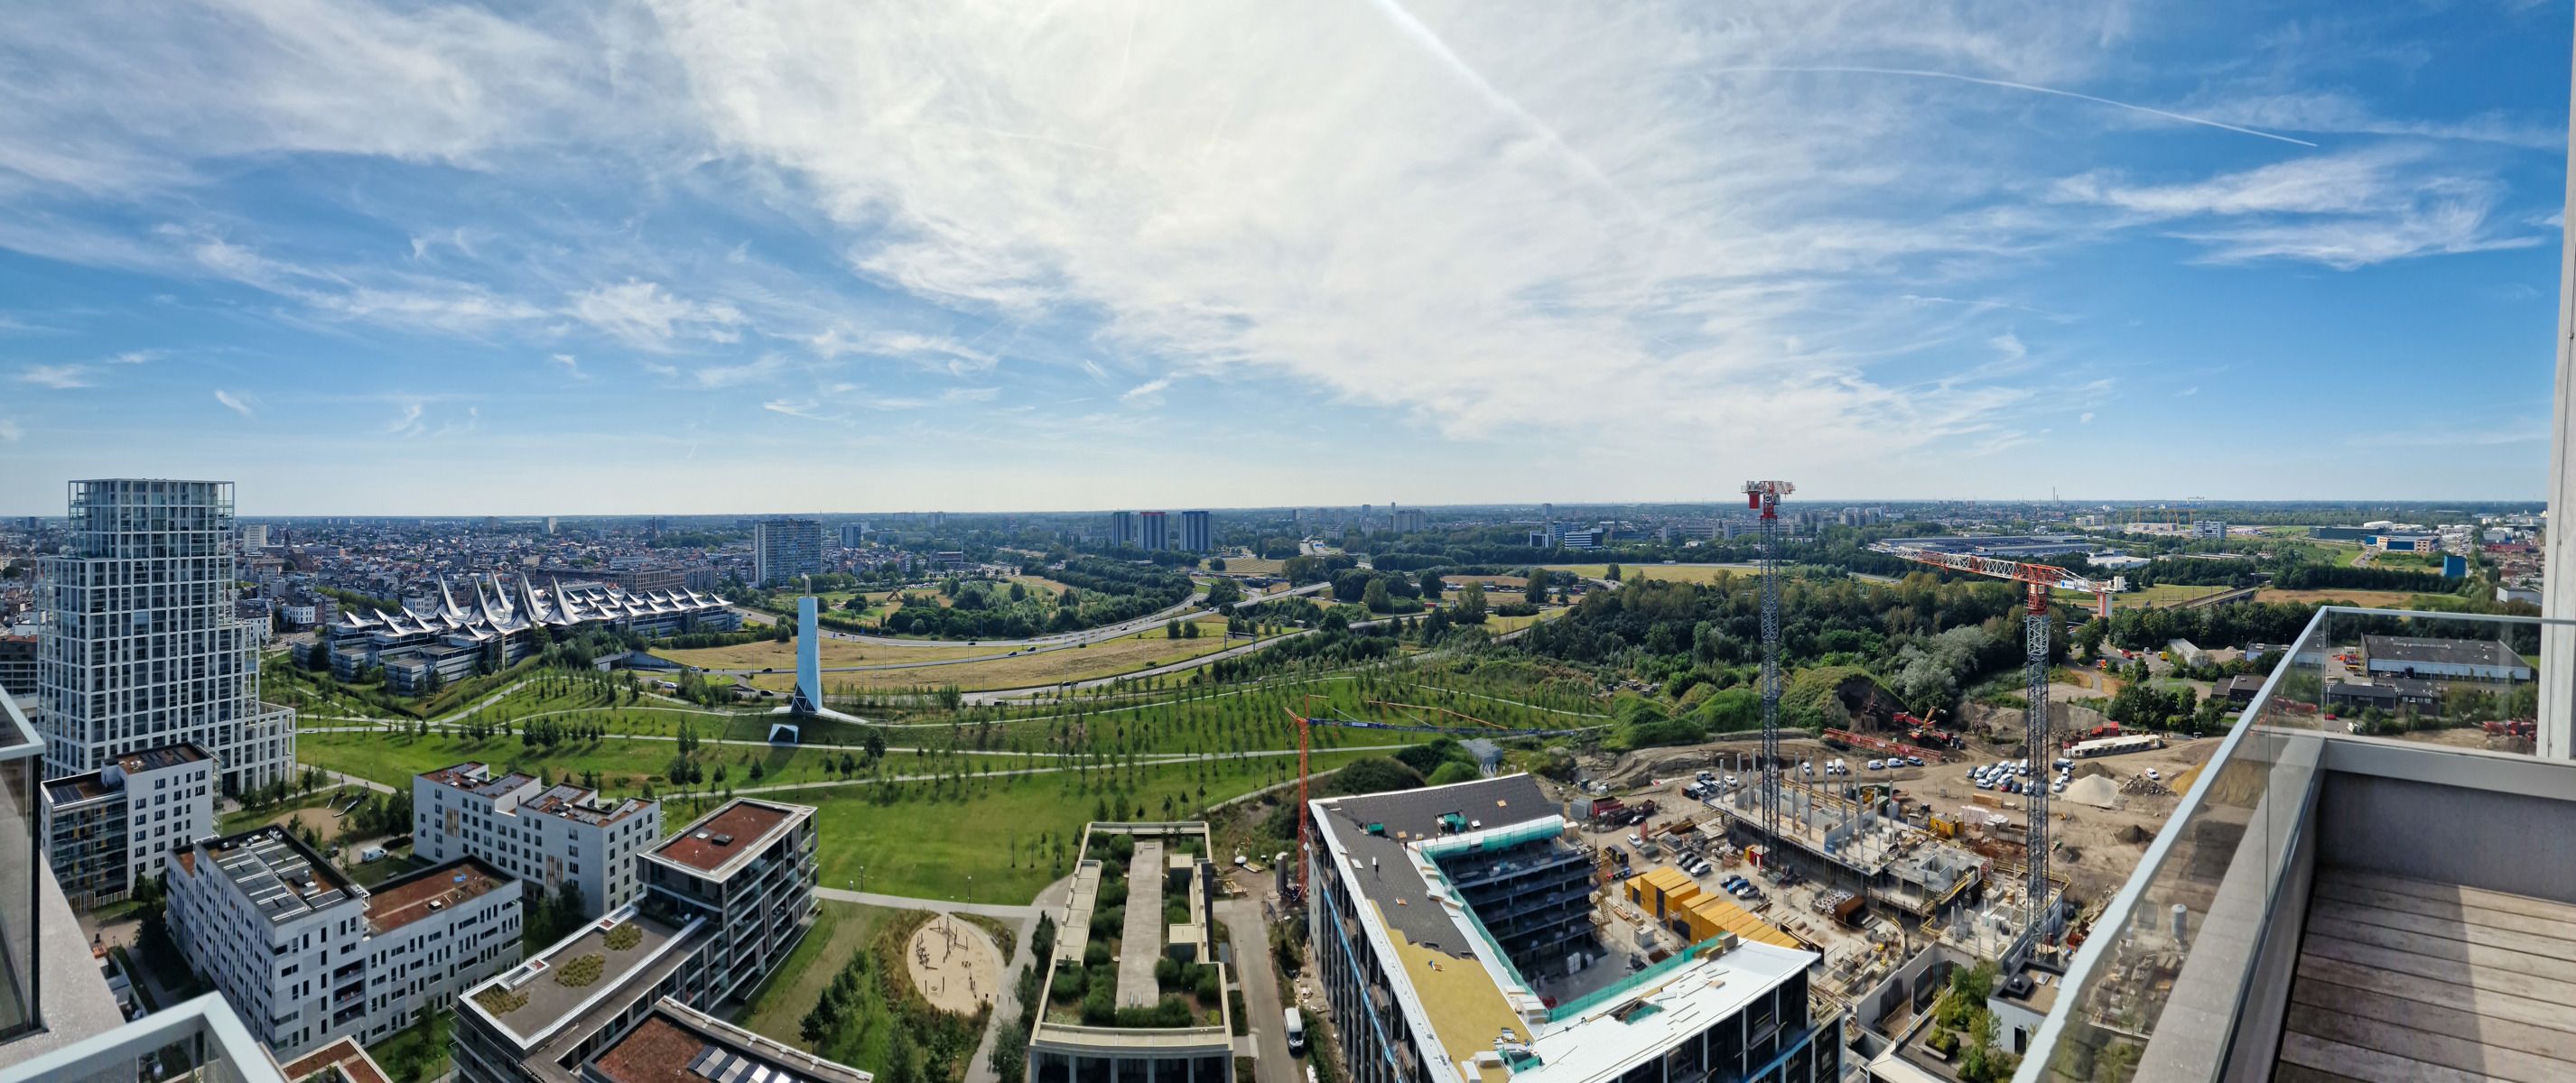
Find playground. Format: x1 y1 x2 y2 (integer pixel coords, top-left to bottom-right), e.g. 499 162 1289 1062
904 912 1002 1014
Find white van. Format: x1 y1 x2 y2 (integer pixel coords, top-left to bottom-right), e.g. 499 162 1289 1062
1286 1008 1307 1055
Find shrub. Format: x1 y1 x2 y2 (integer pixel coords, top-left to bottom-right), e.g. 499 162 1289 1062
474 986 528 1014
605 924 642 951
1154 956 1181 988
553 953 605 987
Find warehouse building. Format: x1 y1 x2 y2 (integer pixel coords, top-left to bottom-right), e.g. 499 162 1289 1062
2360 634 2534 681
1307 774 1840 1083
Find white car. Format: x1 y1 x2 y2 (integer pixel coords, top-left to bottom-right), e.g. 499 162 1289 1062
2145 768 2162 781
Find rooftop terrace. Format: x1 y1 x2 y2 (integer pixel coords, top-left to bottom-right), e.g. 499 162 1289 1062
649 800 801 875
467 907 704 1047
186 827 358 926
365 857 509 935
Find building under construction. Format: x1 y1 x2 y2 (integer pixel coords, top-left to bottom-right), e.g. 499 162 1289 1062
1305 774 1844 1083
1703 778 2056 947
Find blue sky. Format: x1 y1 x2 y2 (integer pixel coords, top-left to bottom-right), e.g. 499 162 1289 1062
0 1 2568 515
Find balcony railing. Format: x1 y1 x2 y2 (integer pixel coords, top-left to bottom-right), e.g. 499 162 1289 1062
0 993 286 1083
2016 606 2565 1083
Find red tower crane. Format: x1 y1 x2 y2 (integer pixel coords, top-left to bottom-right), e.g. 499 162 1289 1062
1871 542 2125 944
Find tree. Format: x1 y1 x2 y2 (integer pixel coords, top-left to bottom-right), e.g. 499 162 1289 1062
864 731 888 763
1418 569 1445 598
1361 578 1393 613
1604 563 1623 581
1524 569 1550 606
1457 581 1488 624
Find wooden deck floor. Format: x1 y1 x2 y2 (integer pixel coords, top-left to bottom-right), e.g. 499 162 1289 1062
2273 867 2576 1083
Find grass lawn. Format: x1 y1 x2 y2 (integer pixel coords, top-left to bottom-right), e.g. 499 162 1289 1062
364 1010 451 1083
1218 557 1288 577
737 900 901 1043
2058 582 2246 609
1481 607 1567 634
654 637 997 671
747 618 1249 693
2255 588 2463 610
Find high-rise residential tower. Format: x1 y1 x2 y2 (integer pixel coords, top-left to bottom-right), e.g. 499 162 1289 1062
34 479 295 795
1180 509 1212 552
1109 510 1138 547
1139 510 1169 551
750 517 821 587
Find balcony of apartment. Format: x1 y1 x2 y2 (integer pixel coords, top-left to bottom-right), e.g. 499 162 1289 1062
0 993 288 1083
2018 606 2576 1083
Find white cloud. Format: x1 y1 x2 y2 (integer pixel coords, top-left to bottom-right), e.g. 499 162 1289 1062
687 356 787 389
0 418 20 441
386 402 426 435
2078 412 2094 423
2050 147 2543 268
109 349 162 365
568 280 747 350
2177 386 2199 397
762 398 834 421
214 389 255 417
19 363 93 388
1121 377 1173 402
550 353 585 378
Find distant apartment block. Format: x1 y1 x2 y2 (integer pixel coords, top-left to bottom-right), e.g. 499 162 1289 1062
836 522 869 548
34 479 296 794
751 517 822 586
1181 509 1214 551
1389 507 1426 534
165 827 521 1058
454 799 819 1083
1110 511 1139 547
1031 821 1233 1083
414 762 662 918
1139 511 1169 551
43 742 214 909
239 523 270 550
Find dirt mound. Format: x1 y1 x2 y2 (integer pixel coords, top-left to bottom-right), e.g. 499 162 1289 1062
2061 774 2120 810
2115 824 2153 846
2071 763 2115 781
2121 773 2175 798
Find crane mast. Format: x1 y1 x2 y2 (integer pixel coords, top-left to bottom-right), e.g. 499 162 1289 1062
1743 481 1794 854
1871 542 2125 943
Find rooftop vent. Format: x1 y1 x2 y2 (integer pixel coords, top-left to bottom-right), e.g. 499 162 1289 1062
693 831 711 840
711 833 735 846
429 901 443 911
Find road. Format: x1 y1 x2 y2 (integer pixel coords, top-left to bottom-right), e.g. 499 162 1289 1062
1216 893 1295 1083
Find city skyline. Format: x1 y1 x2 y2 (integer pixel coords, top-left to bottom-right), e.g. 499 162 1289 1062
3 2 2570 514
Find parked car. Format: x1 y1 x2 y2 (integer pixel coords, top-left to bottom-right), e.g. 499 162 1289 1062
1866 759 1885 771
1904 755 1924 766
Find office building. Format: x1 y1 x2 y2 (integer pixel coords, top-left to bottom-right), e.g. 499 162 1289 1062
1181 509 1213 552
1139 510 1169 551
307 575 736 694
414 762 661 918
454 799 819 1083
1110 510 1138 547
43 742 214 909
544 517 557 535
239 523 270 550
836 522 869 548
1029 822 1233 1083
0 689 130 1065
1390 507 1427 533
33 478 297 794
1306 774 1840 1083
750 517 821 587
165 826 521 1058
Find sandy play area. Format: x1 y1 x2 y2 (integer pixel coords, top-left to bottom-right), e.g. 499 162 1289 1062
905 913 1001 1014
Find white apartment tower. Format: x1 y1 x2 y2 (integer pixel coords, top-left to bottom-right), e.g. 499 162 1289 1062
35 479 295 795
414 762 661 918
750 517 822 587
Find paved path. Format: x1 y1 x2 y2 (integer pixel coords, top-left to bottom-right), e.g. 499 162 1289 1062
1216 895 1295 1083
813 888 1040 921
1117 841 1167 1009
963 875 1075 1083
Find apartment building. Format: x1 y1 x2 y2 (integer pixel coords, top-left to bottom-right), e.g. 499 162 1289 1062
638 799 820 1004
164 827 521 1059
453 798 820 1083
414 762 661 918
588 999 870 1083
751 518 821 587
1181 509 1213 551
1110 510 1138 546
42 742 214 909
1139 510 1169 551
1030 822 1233 1083
33 479 297 794
1307 775 1841 1083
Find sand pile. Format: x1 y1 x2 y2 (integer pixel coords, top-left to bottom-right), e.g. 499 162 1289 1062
2061 774 2121 810
2121 773 2175 797
2115 824 2153 845
2071 763 2116 781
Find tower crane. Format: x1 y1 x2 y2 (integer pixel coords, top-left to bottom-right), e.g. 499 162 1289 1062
1870 542 2126 943
1743 481 1794 853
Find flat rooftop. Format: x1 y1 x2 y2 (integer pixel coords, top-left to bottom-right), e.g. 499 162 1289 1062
590 999 871 1083
366 857 510 935
650 799 804 875
526 782 653 828
1314 775 1819 1083
42 742 209 806
420 762 539 799
470 909 702 1046
2361 634 2526 670
278 1037 392 1083
187 827 359 926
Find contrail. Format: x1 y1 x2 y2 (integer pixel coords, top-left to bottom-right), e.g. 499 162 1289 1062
1366 0 1651 218
1722 65 2318 148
